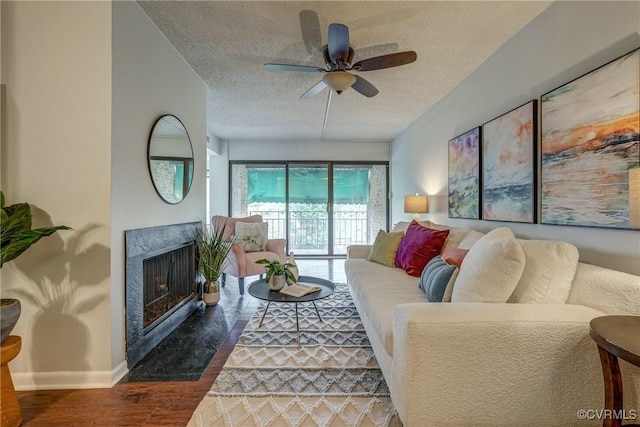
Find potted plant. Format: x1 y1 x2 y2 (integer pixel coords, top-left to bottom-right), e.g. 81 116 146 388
255 258 297 291
196 222 233 305
0 191 71 343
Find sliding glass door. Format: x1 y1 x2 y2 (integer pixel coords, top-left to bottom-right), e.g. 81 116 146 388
288 163 330 255
230 162 388 256
332 164 387 255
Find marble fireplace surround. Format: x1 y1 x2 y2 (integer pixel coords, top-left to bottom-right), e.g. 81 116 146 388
125 221 200 368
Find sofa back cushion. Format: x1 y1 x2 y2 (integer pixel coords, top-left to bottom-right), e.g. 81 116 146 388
395 221 450 277
451 227 525 302
568 263 640 315
457 229 485 249
508 239 579 303
391 221 410 233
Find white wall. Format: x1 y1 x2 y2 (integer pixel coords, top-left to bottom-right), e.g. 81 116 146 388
0 0 206 390
205 139 389 219
1 1 113 388
111 0 207 380
229 139 389 162
208 140 230 218
391 1 640 275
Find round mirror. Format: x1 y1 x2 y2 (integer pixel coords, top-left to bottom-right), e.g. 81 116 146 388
147 115 194 204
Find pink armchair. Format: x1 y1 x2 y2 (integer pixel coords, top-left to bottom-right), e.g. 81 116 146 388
212 215 287 295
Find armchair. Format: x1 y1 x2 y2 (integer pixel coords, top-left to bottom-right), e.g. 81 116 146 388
212 215 287 295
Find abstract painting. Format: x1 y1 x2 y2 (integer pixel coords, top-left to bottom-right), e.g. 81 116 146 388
449 127 481 219
541 48 639 229
482 100 537 223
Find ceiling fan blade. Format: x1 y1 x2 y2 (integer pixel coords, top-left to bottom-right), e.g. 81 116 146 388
328 23 350 64
353 42 399 63
351 51 417 71
300 80 328 99
264 63 324 73
351 75 379 98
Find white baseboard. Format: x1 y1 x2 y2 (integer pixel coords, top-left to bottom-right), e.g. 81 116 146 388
111 360 129 386
13 362 130 391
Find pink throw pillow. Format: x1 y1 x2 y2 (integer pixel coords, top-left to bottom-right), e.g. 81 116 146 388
442 248 470 268
395 221 450 277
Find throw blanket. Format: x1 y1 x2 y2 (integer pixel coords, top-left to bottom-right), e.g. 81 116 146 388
188 283 400 426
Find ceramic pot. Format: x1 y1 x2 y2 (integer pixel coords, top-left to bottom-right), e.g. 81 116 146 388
1 298 21 344
203 281 220 305
287 252 299 285
287 265 299 285
268 274 286 291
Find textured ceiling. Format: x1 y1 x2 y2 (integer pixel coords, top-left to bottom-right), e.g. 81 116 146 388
138 1 550 142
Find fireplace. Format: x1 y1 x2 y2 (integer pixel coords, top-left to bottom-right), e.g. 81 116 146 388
125 222 201 368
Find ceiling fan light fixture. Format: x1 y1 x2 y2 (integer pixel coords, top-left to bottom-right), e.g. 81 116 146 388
323 71 356 94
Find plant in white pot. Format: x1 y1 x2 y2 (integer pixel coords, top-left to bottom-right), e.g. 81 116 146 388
196 222 233 305
255 259 297 291
0 191 71 343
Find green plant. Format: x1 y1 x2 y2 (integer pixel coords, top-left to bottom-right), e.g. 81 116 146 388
255 258 296 284
196 222 233 293
1 191 71 268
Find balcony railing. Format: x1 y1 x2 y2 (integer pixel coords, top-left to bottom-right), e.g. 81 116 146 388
248 210 369 253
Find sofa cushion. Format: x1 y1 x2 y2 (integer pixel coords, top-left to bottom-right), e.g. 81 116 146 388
395 221 450 277
418 256 458 302
345 259 424 356
509 239 579 303
568 263 640 316
457 229 485 249
234 221 268 252
391 221 410 233
367 229 404 267
451 227 525 302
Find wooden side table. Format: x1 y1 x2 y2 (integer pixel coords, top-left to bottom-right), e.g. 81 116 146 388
1 335 22 427
590 316 640 427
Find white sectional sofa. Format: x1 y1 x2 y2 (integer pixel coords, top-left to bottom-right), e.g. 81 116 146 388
345 221 640 427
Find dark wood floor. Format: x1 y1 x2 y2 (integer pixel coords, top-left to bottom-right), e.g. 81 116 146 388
15 259 346 426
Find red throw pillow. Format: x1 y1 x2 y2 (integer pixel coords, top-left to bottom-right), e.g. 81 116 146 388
395 221 450 277
442 248 470 268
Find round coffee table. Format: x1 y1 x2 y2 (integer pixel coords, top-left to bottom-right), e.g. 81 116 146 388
247 275 335 349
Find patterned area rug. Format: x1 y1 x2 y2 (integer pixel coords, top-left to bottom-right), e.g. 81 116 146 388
188 283 400 427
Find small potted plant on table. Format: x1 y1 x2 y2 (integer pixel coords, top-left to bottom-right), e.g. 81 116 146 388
196 223 233 305
256 259 297 291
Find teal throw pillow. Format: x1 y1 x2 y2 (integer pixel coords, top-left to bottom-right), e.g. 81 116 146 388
418 256 458 302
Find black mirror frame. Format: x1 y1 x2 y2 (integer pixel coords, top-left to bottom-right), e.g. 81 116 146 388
147 114 194 205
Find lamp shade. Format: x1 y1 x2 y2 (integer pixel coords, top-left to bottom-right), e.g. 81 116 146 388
630 167 640 228
404 195 429 221
323 71 356 94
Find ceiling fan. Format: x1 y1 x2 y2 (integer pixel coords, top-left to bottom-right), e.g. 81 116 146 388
264 23 417 99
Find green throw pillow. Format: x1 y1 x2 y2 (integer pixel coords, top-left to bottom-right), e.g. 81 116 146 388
367 230 404 267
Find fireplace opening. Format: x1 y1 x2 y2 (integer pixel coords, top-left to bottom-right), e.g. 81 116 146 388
143 244 196 331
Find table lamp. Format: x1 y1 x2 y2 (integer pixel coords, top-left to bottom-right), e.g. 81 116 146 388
404 194 429 221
